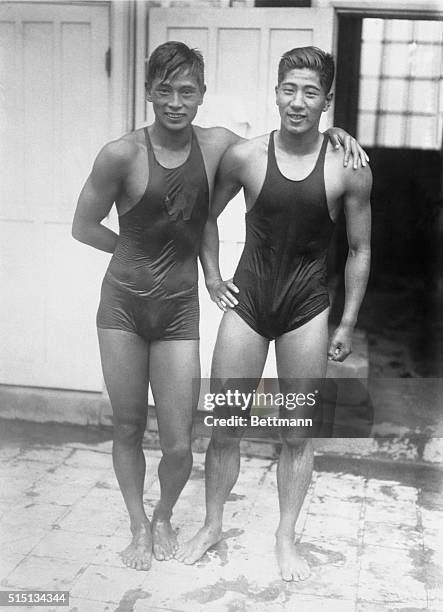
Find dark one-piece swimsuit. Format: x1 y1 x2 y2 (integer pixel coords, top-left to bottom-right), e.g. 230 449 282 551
96 127 209 341
233 131 335 340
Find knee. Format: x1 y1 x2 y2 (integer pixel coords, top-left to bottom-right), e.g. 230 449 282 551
161 440 192 463
280 430 311 452
211 429 242 451
113 420 146 448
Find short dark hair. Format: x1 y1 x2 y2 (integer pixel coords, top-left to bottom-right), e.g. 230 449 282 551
278 46 335 93
146 41 205 92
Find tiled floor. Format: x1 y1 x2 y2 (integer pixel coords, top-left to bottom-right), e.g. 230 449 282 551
0 421 442 612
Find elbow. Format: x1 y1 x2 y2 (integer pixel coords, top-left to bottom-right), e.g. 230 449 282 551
71 222 82 242
71 218 88 243
349 244 371 259
206 213 218 226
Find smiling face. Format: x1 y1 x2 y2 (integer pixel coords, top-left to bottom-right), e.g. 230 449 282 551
147 69 206 131
275 68 333 135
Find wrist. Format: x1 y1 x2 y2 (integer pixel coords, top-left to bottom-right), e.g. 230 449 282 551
205 276 222 288
339 320 355 331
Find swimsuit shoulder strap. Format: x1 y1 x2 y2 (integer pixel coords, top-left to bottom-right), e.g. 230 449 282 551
311 133 329 176
144 127 157 171
265 130 278 179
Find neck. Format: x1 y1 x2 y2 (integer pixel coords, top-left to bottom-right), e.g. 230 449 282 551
276 125 322 155
149 121 193 150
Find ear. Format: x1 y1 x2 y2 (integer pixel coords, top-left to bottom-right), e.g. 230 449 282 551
275 84 279 105
323 91 333 112
198 84 207 106
145 82 152 103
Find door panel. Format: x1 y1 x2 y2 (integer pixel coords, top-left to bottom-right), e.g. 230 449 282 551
0 3 110 390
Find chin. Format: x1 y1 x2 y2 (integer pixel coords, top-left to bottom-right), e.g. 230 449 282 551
162 120 190 131
285 121 314 135
285 124 306 134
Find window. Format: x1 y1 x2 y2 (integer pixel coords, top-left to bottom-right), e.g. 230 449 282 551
357 19 443 149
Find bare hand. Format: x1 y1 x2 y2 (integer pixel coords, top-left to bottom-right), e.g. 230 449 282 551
327 128 370 169
328 325 353 362
206 278 239 312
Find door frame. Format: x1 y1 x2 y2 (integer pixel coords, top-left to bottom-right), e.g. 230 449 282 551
315 0 442 19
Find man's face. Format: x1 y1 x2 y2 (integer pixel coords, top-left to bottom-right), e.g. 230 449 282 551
275 68 333 134
147 70 205 131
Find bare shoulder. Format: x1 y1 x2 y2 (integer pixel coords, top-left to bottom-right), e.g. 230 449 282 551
225 132 269 162
86 132 144 190
325 141 372 193
101 131 140 163
345 161 372 194
193 125 243 151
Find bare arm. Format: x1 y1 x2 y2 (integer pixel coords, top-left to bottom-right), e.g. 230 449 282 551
325 127 370 169
328 166 372 362
200 145 243 310
72 140 132 253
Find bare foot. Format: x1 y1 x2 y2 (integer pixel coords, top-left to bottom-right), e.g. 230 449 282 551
120 524 152 571
276 535 310 581
175 525 222 565
152 517 178 561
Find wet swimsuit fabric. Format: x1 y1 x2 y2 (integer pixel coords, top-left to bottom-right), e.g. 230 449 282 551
96 127 209 341
233 131 335 340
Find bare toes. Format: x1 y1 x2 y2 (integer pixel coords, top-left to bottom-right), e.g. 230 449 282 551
281 570 292 581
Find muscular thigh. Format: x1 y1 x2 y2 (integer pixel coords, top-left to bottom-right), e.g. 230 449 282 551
149 340 200 448
210 310 269 440
275 308 329 379
276 309 329 434
97 329 149 423
212 310 269 381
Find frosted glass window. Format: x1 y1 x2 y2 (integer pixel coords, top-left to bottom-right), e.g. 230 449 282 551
357 112 376 145
357 18 442 149
410 80 437 114
408 115 437 148
362 19 384 43
360 42 383 77
415 20 443 43
384 43 410 77
378 114 405 147
359 77 380 111
411 44 441 78
386 20 412 42
380 78 408 113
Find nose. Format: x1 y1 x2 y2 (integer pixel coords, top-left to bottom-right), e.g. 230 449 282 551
168 91 182 109
290 90 304 108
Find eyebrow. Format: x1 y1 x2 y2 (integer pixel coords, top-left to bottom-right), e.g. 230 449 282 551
156 81 198 89
280 82 321 91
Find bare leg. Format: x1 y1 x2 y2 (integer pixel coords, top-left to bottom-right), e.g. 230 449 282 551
149 339 199 561
176 310 269 564
274 308 329 581
98 329 152 571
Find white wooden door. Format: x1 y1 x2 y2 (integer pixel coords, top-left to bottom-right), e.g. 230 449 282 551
147 8 335 377
0 2 111 390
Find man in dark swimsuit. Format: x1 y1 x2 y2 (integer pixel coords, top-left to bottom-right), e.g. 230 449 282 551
72 42 367 572
177 47 372 581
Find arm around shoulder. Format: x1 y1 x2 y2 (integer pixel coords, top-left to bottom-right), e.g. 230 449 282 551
210 142 247 218
201 125 245 149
